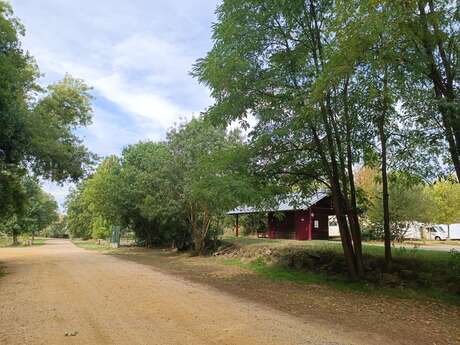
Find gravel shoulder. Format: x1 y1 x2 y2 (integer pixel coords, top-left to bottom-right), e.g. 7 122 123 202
0 239 393 345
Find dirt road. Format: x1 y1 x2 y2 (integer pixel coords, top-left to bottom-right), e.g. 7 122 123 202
0 239 397 345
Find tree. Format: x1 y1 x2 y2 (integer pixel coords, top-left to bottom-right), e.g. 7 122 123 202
117 141 187 247
317 0 454 269
393 1 459 181
167 118 256 254
42 215 67 238
337 0 459 180
65 183 93 240
0 3 94 220
357 168 432 241
427 178 460 238
66 156 122 240
193 0 367 277
0 176 58 244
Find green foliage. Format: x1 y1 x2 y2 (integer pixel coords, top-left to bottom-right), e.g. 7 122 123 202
27 75 95 182
167 118 258 254
66 156 121 240
41 215 67 238
239 213 267 236
358 168 460 240
91 216 111 240
427 178 460 225
0 3 94 223
65 184 93 239
66 117 258 253
0 175 58 243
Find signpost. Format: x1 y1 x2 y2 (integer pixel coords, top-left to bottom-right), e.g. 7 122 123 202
111 226 121 248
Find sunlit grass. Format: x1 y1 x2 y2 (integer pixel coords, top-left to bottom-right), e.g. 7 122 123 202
72 240 111 252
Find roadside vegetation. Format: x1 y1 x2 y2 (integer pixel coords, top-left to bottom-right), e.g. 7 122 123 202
0 2 93 245
216 237 460 303
1 0 459 303
72 239 112 252
0 235 47 247
64 0 459 291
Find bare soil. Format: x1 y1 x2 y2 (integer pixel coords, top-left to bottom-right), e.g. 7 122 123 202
0 239 458 345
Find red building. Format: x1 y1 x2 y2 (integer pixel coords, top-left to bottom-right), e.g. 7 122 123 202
228 192 334 240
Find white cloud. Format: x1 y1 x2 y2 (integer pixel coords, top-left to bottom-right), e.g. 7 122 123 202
10 0 219 209
92 73 188 129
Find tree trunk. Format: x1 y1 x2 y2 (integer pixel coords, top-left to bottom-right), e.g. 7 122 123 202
311 125 359 279
342 77 364 276
331 184 359 280
447 224 450 240
379 114 392 271
12 228 18 246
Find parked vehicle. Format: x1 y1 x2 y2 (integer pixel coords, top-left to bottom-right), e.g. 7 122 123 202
425 225 448 241
436 223 460 240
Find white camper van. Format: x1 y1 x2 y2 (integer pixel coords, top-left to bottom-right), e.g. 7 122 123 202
435 223 460 240
425 225 448 240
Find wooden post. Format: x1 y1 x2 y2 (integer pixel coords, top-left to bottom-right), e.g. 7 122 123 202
235 214 239 237
307 209 313 241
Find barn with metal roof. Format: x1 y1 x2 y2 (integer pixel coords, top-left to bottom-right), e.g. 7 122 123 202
227 192 335 240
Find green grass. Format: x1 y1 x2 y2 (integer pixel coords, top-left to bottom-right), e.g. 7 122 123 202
224 235 456 262
220 236 460 304
0 237 47 247
222 257 460 305
223 235 342 250
32 239 46 246
0 237 11 247
72 240 111 252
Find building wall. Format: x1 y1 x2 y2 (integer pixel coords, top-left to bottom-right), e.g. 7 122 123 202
268 208 330 240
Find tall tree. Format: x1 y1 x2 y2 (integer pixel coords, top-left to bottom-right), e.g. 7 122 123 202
332 0 454 268
193 0 366 277
0 2 94 219
347 1 459 180
117 142 186 247
395 1 459 181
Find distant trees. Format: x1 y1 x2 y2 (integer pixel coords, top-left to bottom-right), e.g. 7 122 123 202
427 179 460 238
356 168 432 241
0 176 58 244
42 215 67 238
66 117 256 253
356 168 460 241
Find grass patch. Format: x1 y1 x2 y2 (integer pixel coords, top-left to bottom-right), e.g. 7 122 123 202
0 237 47 247
32 239 46 246
222 235 341 250
0 237 11 247
222 257 460 305
219 237 460 305
72 240 111 252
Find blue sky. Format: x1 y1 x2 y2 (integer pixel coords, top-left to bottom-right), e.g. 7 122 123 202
11 0 221 209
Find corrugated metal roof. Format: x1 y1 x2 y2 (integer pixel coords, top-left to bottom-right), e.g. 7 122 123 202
227 191 329 215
